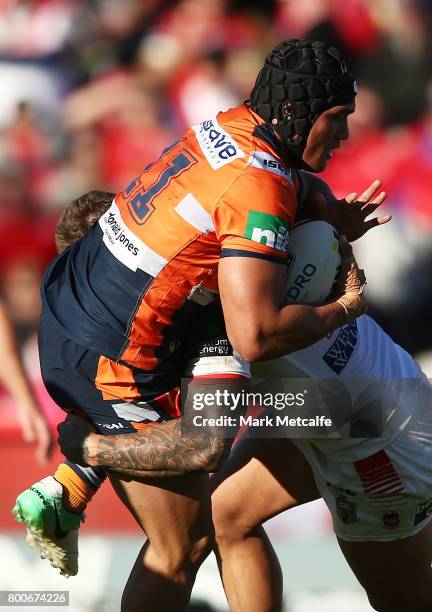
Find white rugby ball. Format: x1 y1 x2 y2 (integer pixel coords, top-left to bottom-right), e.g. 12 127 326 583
284 220 341 305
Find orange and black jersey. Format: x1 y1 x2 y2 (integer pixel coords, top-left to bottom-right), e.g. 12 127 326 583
41 104 301 401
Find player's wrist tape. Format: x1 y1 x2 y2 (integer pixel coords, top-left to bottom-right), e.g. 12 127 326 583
336 293 366 323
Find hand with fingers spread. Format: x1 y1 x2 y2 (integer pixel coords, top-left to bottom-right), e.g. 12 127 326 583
336 235 367 323
308 179 391 242
339 179 391 241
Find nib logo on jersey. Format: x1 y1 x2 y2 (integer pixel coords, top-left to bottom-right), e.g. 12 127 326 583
245 211 290 252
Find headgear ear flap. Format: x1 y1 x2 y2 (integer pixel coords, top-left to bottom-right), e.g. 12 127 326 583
250 39 357 161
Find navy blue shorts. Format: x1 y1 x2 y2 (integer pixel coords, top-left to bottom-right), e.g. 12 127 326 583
38 312 181 435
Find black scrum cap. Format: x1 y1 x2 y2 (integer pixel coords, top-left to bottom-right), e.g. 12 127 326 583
250 39 357 160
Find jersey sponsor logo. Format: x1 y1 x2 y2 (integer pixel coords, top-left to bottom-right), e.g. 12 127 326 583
326 482 357 496
100 203 144 269
248 152 293 182
192 118 244 169
193 337 233 358
95 422 125 430
382 511 399 529
99 202 167 275
335 494 357 524
30 487 50 506
245 210 290 251
322 321 358 374
414 497 432 525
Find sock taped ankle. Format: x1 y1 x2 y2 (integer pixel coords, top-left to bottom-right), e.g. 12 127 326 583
54 463 96 512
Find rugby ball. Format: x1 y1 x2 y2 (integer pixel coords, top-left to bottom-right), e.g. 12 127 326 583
284 220 341 305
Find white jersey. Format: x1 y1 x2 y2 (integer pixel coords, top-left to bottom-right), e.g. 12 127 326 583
252 315 426 461
187 314 427 462
187 314 432 541
282 315 420 380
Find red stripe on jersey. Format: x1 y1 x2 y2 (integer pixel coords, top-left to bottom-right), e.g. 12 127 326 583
354 450 404 495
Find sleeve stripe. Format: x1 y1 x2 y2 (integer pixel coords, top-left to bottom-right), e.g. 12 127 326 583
220 248 287 264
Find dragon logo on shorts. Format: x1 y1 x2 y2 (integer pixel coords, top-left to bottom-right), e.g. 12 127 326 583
382 511 400 529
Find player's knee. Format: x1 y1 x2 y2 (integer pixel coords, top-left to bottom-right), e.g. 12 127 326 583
158 532 213 581
213 495 254 546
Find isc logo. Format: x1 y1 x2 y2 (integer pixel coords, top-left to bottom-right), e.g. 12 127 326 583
285 264 317 300
263 159 289 175
248 152 293 182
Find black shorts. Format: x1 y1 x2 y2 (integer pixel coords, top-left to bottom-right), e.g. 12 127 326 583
38 311 181 435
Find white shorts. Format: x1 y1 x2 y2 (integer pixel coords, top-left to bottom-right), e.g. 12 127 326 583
293 390 432 542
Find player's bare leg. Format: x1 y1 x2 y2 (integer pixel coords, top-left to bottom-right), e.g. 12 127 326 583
108 472 213 612
337 523 432 612
211 434 319 612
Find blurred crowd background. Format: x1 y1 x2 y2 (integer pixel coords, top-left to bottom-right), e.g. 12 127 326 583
1 0 432 374
0 1 432 609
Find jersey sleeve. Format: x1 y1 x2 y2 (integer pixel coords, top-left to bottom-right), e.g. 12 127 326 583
214 168 298 263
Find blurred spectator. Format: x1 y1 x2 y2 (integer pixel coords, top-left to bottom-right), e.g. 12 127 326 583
353 78 432 353
0 299 53 463
0 0 98 58
3 101 51 168
170 53 239 128
0 62 62 130
62 70 173 192
304 0 432 125
321 85 413 199
1 259 44 344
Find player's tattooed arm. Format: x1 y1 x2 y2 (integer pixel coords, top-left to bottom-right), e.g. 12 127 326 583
57 381 246 476
57 378 247 477
83 418 231 477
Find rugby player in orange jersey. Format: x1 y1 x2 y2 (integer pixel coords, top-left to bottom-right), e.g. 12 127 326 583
15 39 389 612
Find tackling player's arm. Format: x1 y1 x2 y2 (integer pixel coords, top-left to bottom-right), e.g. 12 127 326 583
83 419 229 478
58 416 231 477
